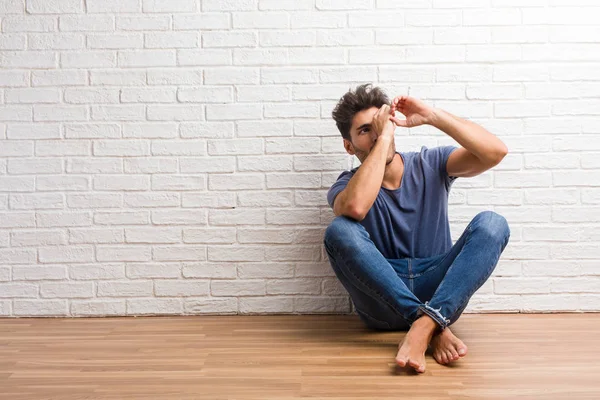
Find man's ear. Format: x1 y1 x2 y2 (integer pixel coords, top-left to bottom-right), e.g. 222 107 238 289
343 138 355 155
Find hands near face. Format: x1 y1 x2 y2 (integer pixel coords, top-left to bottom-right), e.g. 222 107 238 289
371 96 436 140
389 96 436 128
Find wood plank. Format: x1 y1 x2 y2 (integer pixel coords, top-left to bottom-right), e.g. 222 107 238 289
0 314 599 399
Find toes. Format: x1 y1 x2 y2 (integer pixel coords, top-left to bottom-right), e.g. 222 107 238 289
446 350 454 363
396 356 406 367
408 358 425 373
458 346 468 357
440 352 448 364
450 348 459 361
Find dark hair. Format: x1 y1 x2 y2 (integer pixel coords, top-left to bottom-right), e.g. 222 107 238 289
331 83 390 141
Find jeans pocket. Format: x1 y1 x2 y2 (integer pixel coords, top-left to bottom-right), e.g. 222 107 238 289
356 308 392 331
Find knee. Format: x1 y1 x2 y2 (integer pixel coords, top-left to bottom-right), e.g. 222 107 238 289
324 215 364 251
472 211 510 245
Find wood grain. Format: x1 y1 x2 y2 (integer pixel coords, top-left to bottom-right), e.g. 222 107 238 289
1 314 599 399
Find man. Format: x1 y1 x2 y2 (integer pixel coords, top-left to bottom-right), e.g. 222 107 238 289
324 84 510 373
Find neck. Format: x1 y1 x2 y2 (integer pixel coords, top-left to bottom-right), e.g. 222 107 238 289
381 153 404 190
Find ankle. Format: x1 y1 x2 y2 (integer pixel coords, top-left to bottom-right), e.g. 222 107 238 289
413 315 441 336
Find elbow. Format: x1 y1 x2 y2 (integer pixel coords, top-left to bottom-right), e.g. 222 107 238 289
492 144 508 165
344 202 367 222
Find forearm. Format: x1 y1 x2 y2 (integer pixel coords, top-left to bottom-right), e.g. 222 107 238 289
335 136 391 220
429 108 508 164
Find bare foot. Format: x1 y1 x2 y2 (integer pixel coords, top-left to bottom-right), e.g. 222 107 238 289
395 315 438 373
429 327 468 365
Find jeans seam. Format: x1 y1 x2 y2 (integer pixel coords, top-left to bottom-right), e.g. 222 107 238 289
328 246 414 326
411 224 472 279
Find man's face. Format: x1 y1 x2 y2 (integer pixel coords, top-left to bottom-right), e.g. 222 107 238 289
344 107 396 165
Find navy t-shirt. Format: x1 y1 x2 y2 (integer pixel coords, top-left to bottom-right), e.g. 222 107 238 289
327 145 459 259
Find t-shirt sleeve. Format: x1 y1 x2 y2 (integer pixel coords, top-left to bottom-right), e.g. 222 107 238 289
327 170 353 209
421 145 459 190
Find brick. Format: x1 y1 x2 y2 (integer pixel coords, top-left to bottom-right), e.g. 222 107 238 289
127 299 183 315
29 33 84 50
94 211 149 225
180 156 235 173
71 301 126 316
155 280 210 296
125 227 181 244
12 266 66 281
261 67 317 84
90 70 146 86
27 0 83 13
148 68 202 85
209 209 265 225
126 263 181 279
182 262 236 279
92 175 150 192
211 280 265 296
117 15 170 31
178 49 231 66
145 32 199 48
143 0 197 12
209 174 264 191
124 192 179 207
208 139 262 155
1 51 55 68
182 192 236 208
173 14 229 30
69 228 124 244
97 246 152 262
4 16 56 32
151 210 207 225
151 175 205 191
178 87 232 103
88 34 143 49
207 104 261 120
180 122 235 138
203 31 257 48
41 282 93 298
153 245 207 261
203 0 258 11
183 228 236 244
98 280 153 297
0 34 26 50
14 300 67 316
237 155 292 172
147 105 204 121
61 51 115 68
0 71 29 87
118 50 175 67
237 191 292 207
60 15 114 31
259 31 315 47
66 123 120 139
233 49 288 66
239 296 293 313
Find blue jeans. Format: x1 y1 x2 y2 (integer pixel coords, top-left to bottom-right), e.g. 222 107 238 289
324 211 510 331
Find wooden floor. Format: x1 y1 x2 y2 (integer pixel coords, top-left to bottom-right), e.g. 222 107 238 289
1 314 599 400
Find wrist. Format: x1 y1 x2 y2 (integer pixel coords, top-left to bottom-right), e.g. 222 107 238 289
427 107 444 127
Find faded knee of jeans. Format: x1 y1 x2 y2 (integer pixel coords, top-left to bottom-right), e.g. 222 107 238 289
323 215 364 251
473 211 510 245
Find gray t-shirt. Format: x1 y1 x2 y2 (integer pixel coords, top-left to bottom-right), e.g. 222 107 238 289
327 145 459 259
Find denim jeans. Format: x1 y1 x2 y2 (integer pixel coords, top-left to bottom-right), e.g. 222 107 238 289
323 211 510 331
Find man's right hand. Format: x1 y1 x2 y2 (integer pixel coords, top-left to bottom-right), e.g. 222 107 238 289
371 104 396 144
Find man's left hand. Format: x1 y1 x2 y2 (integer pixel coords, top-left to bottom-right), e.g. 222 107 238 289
390 96 437 128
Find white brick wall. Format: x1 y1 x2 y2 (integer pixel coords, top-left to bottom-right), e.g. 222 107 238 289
0 0 599 317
